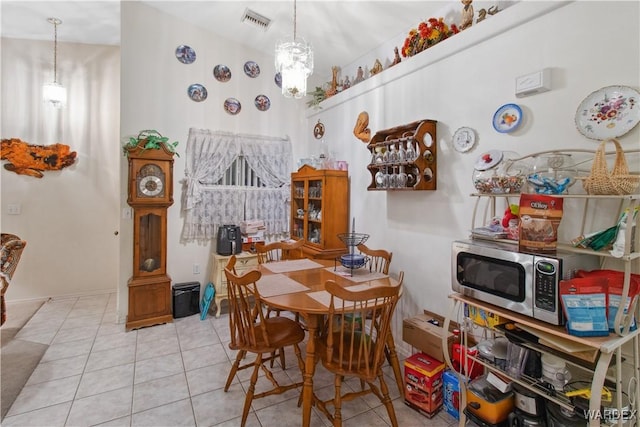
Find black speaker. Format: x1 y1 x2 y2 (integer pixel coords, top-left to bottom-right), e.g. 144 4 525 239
173 282 201 318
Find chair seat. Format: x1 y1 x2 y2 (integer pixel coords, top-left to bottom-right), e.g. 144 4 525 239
248 316 305 353
318 332 377 378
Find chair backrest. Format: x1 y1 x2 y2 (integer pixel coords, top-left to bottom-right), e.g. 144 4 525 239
256 240 304 264
357 243 392 274
1 233 27 282
224 255 272 351
324 276 402 380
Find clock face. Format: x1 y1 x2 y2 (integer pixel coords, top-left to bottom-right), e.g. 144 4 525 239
453 127 477 153
136 164 165 198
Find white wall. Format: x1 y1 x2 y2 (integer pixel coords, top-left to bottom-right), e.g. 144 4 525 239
1 38 120 301
304 1 640 354
119 2 310 322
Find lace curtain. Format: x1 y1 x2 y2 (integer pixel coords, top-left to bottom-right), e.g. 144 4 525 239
181 128 292 243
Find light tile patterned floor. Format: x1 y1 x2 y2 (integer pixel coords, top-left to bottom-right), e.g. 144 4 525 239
2 294 459 426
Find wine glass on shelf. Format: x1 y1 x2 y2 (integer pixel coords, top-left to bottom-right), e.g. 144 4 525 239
397 166 408 188
405 137 416 162
398 139 407 163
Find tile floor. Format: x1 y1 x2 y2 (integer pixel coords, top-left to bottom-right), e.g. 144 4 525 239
2 293 459 427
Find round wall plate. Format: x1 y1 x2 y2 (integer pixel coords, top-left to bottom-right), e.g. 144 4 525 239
493 103 523 133
452 126 477 152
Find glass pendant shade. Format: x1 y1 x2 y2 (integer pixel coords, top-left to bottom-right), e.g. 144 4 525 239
43 17 66 108
275 38 313 99
43 82 67 108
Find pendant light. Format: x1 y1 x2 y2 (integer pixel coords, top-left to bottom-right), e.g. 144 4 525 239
42 17 67 108
274 0 313 99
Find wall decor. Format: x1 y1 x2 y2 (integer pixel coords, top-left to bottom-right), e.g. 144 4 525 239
254 95 270 112
353 111 371 143
492 103 522 133
575 85 640 140
213 64 231 82
224 98 241 115
274 72 282 88
243 61 260 78
1 138 76 178
175 45 196 64
452 126 477 152
313 120 325 139
187 84 207 102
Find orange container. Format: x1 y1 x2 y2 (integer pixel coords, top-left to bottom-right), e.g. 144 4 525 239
465 375 514 424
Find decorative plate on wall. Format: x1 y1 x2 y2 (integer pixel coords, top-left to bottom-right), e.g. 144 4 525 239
313 120 325 139
224 98 241 115
244 61 260 78
187 84 207 102
575 85 640 140
254 95 270 111
175 45 196 64
213 64 231 82
274 72 282 88
493 103 523 133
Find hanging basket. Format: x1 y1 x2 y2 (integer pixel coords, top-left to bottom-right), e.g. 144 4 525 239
578 138 640 195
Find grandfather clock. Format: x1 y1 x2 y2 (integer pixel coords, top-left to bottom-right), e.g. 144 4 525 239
126 141 175 331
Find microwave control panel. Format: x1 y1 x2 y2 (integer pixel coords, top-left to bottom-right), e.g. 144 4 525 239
534 260 558 313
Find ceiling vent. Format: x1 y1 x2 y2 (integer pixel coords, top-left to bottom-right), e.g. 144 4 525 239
241 8 272 31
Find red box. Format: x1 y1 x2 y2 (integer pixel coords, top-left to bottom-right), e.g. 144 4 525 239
405 383 442 417
404 352 445 393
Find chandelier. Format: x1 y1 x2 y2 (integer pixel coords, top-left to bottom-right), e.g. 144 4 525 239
274 0 313 99
42 17 67 108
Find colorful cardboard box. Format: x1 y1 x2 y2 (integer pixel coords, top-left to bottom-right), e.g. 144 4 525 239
404 352 445 418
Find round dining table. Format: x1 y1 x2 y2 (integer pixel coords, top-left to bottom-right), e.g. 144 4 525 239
256 258 403 427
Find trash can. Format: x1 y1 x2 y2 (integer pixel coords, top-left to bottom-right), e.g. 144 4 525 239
173 282 200 318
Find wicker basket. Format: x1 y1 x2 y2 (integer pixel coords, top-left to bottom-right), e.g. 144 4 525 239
578 139 640 195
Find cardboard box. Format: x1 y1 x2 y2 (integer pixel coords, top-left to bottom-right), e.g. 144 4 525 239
404 352 444 418
404 384 442 418
464 304 507 329
403 314 455 362
241 230 265 244
240 220 265 234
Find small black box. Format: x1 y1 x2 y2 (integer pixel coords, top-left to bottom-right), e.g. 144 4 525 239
173 282 201 318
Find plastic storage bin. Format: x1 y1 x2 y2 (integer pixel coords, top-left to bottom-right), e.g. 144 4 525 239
173 282 201 318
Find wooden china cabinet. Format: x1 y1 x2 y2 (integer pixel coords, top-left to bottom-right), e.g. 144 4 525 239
290 165 349 259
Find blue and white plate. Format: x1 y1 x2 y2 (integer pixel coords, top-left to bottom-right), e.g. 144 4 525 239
493 103 523 133
175 45 196 64
224 98 241 115
187 84 207 102
244 61 260 78
274 72 282 88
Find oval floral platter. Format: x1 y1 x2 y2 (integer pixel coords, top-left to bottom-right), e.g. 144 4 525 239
224 98 241 115
575 85 640 140
213 64 231 82
187 84 207 102
493 103 523 133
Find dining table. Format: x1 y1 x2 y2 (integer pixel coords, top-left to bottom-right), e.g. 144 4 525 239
255 257 403 427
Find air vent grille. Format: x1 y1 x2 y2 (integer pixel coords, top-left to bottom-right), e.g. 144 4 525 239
241 8 271 31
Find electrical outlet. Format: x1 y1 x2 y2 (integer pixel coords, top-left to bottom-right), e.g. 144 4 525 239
193 264 200 274
122 207 132 220
7 204 21 215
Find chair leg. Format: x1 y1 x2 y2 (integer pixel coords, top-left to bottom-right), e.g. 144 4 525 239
384 333 405 395
241 353 263 427
225 349 246 391
377 371 398 427
334 375 344 427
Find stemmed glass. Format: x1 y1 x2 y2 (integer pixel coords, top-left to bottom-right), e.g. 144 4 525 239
388 166 398 188
397 166 408 188
405 137 416 162
398 140 407 163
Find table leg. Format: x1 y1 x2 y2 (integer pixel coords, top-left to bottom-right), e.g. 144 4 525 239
385 332 404 395
302 314 320 427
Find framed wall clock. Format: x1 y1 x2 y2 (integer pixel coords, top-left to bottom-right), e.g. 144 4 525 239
452 126 477 152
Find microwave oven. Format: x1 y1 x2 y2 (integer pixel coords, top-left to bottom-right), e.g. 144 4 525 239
451 239 600 325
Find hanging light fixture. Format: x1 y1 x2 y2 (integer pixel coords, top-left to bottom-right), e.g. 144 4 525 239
42 17 67 108
274 0 313 99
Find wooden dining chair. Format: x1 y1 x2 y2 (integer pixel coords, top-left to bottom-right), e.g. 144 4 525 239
357 243 392 274
223 255 306 427
1 233 27 326
256 239 305 264
314 279 402 427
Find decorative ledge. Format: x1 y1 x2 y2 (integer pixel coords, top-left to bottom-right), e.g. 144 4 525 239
306 1 571 118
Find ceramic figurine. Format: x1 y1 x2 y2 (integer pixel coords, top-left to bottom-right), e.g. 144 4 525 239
390 46 402 67
343 76 351 90
370 59 383 76
326 66 339 97
354 66 365 84
461 0 474 30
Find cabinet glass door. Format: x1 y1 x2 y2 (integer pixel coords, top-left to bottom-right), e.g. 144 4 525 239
292 181 305 239
307 179 323 245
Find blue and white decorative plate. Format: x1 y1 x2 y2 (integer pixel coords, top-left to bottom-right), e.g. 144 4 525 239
254 95 270 111
187 84 207 102
224 98 241 115
493 103 523 133
244 61 260 78
175 45 196 64
274 72 282 88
